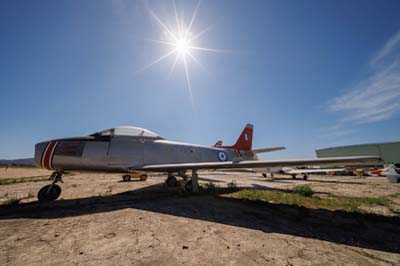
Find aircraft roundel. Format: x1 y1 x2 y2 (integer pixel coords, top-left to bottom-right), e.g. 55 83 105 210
217 151 227 161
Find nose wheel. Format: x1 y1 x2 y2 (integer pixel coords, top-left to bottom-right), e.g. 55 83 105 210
38 184 62 201
38 171 63 202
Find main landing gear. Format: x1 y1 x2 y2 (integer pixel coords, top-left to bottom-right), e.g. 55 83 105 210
262 173 274 178
165 170 199 192
291 174 309 180
165 174 179 187
38 171 63 202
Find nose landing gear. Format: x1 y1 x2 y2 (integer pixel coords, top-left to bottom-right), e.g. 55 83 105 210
38 171 63 202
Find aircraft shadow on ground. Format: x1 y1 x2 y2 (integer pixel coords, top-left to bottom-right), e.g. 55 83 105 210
0 183 399 254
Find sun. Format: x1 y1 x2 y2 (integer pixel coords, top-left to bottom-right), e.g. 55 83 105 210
175 38 190 56
138 1 226 109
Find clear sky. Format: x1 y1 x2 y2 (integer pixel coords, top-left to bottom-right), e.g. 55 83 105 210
1 0 400 159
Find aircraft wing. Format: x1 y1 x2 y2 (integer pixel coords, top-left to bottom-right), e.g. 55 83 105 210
285 168 345 174
132 156 380 172
252 147 286 153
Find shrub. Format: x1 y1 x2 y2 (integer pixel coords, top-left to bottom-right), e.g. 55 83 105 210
5 197 21 206
293 185 314 197
227 181 237 191
203 182 216 191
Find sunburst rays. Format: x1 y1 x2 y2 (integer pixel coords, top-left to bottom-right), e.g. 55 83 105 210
138 1 226 109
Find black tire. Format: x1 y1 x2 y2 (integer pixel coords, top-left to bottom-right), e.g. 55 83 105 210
292 175 296 179
185 180 193 192
122 175 131 182
140 174 148 181
262 173 267 178
303 174 308 180
166 176 178 187
38 184 62 202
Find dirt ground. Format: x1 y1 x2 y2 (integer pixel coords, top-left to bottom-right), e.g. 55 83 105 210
0 167 399 265
0 166 51 180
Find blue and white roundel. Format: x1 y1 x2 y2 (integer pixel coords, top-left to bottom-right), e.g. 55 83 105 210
217 151 228 161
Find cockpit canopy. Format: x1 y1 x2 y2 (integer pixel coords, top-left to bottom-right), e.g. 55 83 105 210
90 126 162 139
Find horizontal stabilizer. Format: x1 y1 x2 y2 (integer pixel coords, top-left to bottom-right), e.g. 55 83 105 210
252 147 285 154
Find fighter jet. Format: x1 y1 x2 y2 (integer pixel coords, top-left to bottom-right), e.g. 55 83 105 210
34 124 380 201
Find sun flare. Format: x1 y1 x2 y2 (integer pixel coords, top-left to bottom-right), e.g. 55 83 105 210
175 38 190 55
139 1 227 109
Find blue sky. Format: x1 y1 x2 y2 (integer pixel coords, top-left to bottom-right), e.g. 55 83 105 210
1 0 400 159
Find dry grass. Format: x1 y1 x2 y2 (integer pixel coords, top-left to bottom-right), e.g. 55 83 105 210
231 189 391 214
0 176 49 186
3 197 21 206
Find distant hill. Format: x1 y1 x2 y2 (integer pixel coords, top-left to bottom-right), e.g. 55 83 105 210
0 158 35 166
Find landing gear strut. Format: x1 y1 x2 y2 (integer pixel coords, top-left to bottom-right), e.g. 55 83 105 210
186 169 199 192
38 171 63 202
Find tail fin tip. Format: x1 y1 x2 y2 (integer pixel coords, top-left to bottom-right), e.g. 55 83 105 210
233 123 253 151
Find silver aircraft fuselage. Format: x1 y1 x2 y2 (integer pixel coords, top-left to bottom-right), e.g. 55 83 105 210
35 127 255 173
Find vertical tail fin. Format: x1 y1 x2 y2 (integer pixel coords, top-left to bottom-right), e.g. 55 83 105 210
218 124 253 151
233 124 253 150
217 124 254 151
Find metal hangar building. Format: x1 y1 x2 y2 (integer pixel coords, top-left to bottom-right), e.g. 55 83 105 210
316 141 400 166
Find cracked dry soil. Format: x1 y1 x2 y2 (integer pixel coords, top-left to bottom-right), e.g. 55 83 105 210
0 170 400 265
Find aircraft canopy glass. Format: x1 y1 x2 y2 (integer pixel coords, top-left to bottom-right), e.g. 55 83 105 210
91 126 161 138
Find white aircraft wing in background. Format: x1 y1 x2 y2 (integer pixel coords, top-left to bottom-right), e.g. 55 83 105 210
133 156 380 172
284 168 345 174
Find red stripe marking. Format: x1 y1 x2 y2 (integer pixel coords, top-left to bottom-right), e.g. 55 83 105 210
40 143 49 168
48 141 58 170
41 142 51 169
43 141 57 170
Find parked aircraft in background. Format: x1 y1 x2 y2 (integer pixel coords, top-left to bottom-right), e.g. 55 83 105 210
373 164 400 183
256 167 345 180
369 168 384 176
34 124 380 201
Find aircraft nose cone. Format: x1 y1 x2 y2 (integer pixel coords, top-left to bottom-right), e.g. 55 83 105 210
34 141 49 168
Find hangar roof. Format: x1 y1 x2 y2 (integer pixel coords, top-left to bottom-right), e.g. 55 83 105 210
316 141 400 165
316 141 400 151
